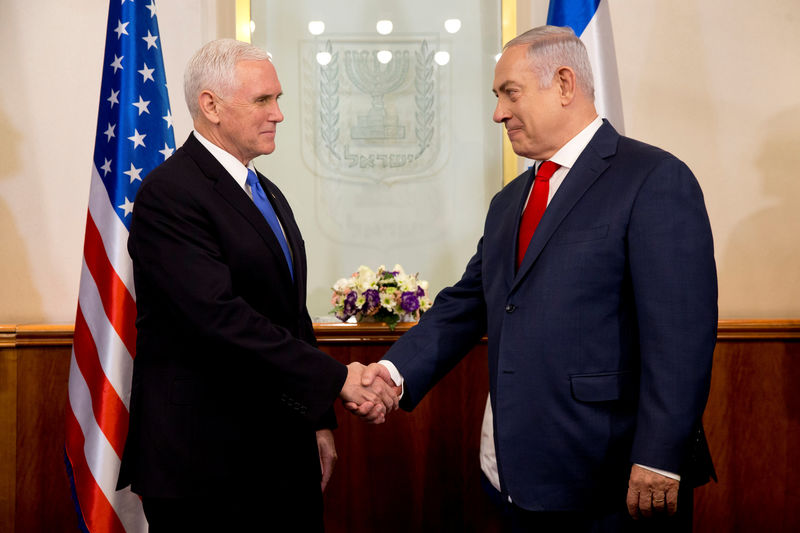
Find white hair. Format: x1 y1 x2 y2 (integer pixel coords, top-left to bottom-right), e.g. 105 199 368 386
183 38 271 119
504 26 595 101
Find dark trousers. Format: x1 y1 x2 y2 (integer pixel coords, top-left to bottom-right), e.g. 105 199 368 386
142 492 324 533
481 473 694 533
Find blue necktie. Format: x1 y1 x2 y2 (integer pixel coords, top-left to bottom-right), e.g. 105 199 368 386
246 169 294 281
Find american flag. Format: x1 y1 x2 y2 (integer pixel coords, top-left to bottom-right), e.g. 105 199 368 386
65 1 174 531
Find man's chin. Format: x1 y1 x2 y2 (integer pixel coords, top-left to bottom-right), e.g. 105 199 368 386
509 141 533 159
257 142 276 156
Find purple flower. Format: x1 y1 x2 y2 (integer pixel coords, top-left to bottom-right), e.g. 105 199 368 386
343 291 358 316
416 286 425 297
362 289 380 312
400 291 420 313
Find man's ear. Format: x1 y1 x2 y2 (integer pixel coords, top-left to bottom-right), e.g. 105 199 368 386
198 90 221 125
555 66 577 105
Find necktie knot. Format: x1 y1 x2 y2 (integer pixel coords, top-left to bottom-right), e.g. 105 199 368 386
246 169 259 189
535 161 560 181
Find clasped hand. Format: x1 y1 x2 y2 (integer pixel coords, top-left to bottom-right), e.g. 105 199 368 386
340 362 401 424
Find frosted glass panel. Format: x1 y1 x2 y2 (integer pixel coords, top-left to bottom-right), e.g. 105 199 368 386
250 0 503 319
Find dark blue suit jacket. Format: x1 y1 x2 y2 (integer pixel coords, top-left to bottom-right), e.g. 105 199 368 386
384 121 717 511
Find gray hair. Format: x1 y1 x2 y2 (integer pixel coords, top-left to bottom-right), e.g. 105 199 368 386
183 38 271 119
504 26 595 101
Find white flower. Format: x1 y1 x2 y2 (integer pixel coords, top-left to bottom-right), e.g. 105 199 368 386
333 277 353 293
396 272 414 292
380 290 397 310
419 297 433 312
355 265 377 292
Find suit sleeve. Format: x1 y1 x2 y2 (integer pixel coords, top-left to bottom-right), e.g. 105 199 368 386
384 237 488 410
627 156 717 473
298 294 339 430
129 175 347 424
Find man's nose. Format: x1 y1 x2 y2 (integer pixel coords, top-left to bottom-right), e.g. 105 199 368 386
492 100 509 124
271 102 284 123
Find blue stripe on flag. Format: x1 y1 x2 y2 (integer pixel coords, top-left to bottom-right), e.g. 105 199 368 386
93 0 175 230
64 449 91 533
546 0 601 37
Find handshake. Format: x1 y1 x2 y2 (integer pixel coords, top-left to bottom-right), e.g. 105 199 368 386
339 362 402 424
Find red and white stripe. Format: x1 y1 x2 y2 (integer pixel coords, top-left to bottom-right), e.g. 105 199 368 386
65 166 147 533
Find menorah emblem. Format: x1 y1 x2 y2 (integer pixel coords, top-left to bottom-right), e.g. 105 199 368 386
301 36 445 182
344 50 410 140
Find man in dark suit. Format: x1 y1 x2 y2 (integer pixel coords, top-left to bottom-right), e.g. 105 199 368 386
117 39 398 532
355 26 717 531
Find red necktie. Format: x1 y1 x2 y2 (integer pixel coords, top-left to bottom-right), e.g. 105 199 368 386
517 161 561 269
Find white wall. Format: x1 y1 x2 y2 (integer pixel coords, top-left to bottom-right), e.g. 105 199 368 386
1 0 799 323
0 0 220 323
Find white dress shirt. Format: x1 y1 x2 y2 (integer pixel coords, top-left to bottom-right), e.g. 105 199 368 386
193 130 255 197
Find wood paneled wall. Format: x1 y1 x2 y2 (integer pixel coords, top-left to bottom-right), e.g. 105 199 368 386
694 321 800 531
0 325 75 533
0 321 798 532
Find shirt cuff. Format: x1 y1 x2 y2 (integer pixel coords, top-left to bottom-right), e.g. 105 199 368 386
636 463 681 481
377 360 404 399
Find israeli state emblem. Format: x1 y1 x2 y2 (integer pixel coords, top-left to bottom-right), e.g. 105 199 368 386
300 35 449 183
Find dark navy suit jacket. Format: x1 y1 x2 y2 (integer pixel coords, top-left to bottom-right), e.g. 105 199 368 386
384 121 717 511
118 133 347 512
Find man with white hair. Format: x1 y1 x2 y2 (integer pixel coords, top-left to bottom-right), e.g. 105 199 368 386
117 39 398 531
358 26 717 531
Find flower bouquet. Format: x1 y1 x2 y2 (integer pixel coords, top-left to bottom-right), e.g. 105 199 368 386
331 264 433 330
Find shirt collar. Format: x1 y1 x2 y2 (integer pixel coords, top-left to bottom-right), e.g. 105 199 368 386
193 130 256 191
534 116 603 171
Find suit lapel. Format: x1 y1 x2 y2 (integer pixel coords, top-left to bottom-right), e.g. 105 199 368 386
511 122 619 294
501 167 536 289
259 173 305 287
182 134 295 284
260 178 310 312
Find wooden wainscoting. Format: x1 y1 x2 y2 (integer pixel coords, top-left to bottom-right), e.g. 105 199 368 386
0 325 76 533
316 323 496 532
0 321 798 532
695 320 800 531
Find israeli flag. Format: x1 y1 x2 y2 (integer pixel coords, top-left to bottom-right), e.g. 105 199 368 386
548 0 625 133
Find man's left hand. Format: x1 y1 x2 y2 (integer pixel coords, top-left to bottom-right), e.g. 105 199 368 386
626 464 679 518
316 429 337 492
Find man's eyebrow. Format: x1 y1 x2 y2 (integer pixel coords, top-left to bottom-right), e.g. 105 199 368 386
494 81 510 95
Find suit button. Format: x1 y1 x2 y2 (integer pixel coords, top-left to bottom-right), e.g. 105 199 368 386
505 304 516 313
